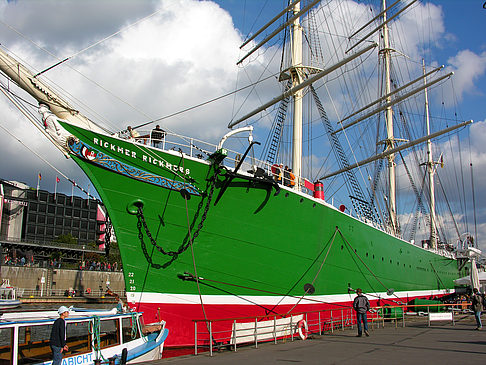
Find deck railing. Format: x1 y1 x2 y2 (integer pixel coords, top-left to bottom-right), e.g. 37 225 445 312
132 131 312 193
193 303 470 356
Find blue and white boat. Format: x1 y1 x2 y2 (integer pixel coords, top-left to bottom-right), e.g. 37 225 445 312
0 307 168 364
0 286 21 310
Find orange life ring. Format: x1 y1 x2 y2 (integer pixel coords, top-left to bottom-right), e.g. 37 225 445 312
297 319 308 340
86 288 91 294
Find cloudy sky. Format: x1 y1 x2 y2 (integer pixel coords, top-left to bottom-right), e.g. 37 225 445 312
0 0 485 250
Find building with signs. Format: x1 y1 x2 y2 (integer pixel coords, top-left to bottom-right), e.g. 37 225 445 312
0 179 108 247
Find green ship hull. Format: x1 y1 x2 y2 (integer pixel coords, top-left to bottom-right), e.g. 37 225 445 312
63 124 460 346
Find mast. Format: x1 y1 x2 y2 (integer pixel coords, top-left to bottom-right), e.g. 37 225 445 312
423 61 437 249
381 0 398 233
291 0 304 190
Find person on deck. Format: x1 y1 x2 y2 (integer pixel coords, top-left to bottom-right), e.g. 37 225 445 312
151 124 166 148
289 168 296 187
353 288 370 337
283 166 290 187
273 164 282 183
472 288 483 330
50 306 69 365
127 126 140 140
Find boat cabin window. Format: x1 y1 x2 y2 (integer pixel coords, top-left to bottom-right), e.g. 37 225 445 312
16 321 92 365
0 328 13 365
17 324 53 364
66 321 91 355
98 319 120 348
122 316 140 343
0 288 14 299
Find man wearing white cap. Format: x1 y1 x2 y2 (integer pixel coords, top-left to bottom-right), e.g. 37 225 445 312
50 306 69 365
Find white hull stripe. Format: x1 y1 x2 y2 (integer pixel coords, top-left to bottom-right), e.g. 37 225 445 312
128 289 453 306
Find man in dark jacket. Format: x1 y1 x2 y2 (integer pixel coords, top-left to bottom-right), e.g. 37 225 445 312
50 306 69 365
353 288 370 337
472 288 483 330
151 125 166 148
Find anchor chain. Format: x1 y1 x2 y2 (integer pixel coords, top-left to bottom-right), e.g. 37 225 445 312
136 167 220 268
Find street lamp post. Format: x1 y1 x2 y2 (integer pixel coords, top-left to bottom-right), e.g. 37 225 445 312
81 245 85 268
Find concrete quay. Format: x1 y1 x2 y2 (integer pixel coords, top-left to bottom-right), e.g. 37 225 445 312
156 316 485 365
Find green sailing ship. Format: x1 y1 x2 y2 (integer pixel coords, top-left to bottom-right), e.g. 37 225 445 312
0 0 479 347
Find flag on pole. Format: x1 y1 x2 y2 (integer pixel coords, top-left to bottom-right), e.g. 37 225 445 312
36 172 41 197
54 176 60 200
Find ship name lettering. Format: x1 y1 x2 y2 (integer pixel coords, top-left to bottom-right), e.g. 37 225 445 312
62 352 92 365
93 138 190 174
92 138 136 158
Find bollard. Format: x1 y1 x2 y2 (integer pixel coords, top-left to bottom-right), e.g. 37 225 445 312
233 320 237 352
209 321 213 357
255 317 258 348
121 348 128 365
194 322 198 355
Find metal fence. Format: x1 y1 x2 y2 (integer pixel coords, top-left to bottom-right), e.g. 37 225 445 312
193 303 470 356
18 288 125 298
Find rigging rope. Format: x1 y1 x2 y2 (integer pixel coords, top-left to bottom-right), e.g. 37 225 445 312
89 316 106 362
337 228 403 303
0 114 95 201
134 73 279 130
31 8 164 77
283 227 339 315
181 152 214 344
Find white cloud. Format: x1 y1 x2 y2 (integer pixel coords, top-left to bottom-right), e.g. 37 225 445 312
0 0 255 190
444 50 486 103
